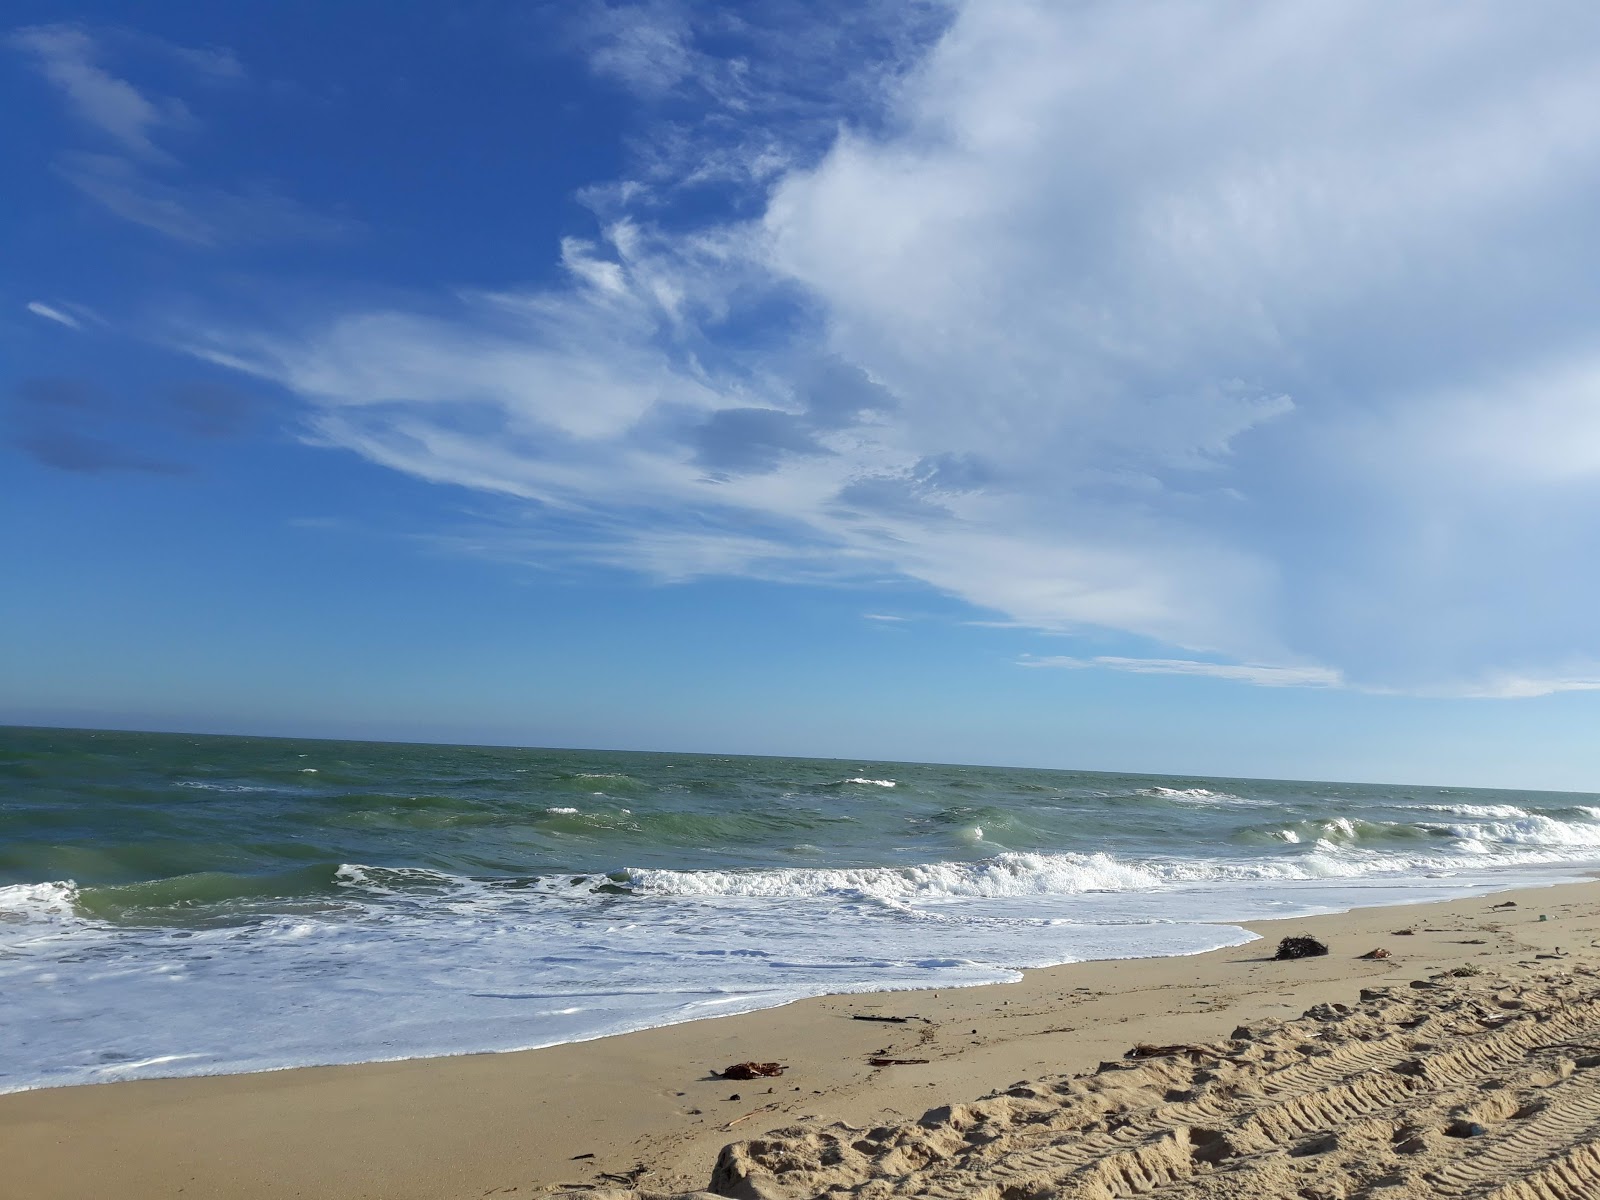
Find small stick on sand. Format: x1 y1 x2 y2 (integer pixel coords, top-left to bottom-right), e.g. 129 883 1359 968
722 1104 779 1131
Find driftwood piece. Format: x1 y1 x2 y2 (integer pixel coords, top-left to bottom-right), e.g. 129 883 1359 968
869 1057 930 1066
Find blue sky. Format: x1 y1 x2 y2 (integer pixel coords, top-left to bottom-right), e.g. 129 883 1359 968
7 1 1600 789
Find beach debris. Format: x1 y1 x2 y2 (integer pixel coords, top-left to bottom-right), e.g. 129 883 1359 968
1274 935 1330 960
722 1103 780 1131
1358 948 1391 959
570 1152 595 1161
850 1014 911 1023
869 1057 930 1066
1124 1043 1218 1060
1540 914 1549 921
1392 928 1416 936
1493 900 1518 908
717 1061 785 1080
728 1093 741 1101
595 1164 651 1185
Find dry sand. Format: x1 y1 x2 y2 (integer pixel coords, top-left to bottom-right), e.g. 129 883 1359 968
6 879 1600 1199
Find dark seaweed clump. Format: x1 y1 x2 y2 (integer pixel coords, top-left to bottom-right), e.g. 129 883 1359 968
1275 935 1329 960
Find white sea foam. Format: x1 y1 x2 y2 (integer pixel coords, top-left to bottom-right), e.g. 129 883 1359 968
176 782 278 793
623 848 1427 902
626 837 1600 904
1414 803 1530 819
1447 815 1600 848
0 881 81 928
1136 786 1257 805
841 777 897 787
4 844 1594 1095
545 806 580 815
0 860 1261 1095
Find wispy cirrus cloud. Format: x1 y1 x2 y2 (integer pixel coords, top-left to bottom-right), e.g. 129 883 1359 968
11 23 346 247
25 302 82 329
572 0 950 200
56 151 349 247
180 0 1600 697
1018 657 1600 702
1021 656 1343 690
8 23 187 159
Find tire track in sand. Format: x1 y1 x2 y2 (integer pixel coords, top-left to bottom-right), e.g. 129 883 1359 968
678 976 1600 1200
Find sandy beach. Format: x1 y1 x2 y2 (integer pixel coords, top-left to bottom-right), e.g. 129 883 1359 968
4 878 1598 1199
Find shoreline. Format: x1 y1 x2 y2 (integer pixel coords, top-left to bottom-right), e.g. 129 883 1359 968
6 874 1600 1198
4 862 1587 1099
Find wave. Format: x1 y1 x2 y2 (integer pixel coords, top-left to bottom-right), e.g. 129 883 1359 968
1136 786 1256 805
831 777 897 788
0 880 80 926
74 865 347 923
550 771 648 794
1412 803 1530 819
617 844 1564 904
15 812 1600 936
175 781 279 794
1444 815 1600 848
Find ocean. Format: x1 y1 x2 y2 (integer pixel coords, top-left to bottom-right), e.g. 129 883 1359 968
3 725 1598 1094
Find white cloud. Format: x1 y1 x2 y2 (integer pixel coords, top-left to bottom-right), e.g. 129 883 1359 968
1445 674 1600 700
13 24 341 248
9 24 184 159
573 1 949 201
578 1 696 98
185 1 1600 694
56 152 351 247
25 302 81 329
1021 656 1343 689
1016 657 1600 700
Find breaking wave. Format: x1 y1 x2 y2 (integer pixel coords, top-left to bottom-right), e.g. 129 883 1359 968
1412 803 1530 819
1136 786 1261 805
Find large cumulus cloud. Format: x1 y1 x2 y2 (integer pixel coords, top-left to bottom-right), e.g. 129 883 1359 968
194 0 1600 694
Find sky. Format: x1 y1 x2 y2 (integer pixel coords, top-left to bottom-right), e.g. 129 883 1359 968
6 1 1600 790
